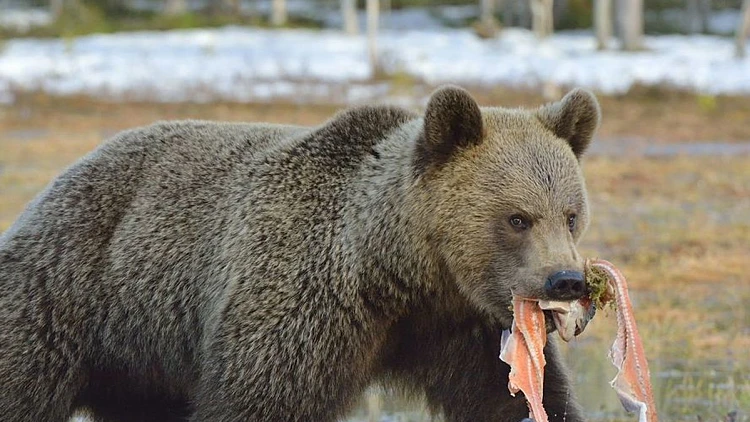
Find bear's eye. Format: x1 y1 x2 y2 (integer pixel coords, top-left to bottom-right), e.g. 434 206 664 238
509 215 530 230
568 214 577 232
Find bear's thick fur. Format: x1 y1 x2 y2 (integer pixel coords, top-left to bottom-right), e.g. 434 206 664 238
0 86 600 422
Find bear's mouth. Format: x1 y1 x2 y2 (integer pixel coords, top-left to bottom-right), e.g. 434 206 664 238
541 310 557 333
538 299 596 341
508 289 597 341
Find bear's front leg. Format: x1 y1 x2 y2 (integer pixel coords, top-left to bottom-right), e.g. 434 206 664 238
190 300 377 422
540 340 586 422
382 316 585 422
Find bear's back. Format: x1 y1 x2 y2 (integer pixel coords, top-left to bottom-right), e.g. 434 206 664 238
0 105 417 392
3 103 417 253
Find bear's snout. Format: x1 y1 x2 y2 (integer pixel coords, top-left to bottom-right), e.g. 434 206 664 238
544 270 587 300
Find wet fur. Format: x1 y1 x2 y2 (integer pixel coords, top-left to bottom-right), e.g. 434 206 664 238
0 86 599 421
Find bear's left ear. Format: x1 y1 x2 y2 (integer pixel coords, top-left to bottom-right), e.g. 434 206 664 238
536 88 601 159
414 85 483 174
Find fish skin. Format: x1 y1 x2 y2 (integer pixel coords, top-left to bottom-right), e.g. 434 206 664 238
500 260 658 422
499 298 549 422
588 258 658 422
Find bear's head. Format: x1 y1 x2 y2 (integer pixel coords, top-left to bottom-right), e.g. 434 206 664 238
415 85 600 329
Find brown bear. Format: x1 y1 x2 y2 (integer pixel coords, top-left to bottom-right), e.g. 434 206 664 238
0 85 600 422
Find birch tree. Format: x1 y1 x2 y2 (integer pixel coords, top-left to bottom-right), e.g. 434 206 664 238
164 0 187 16
504 0 530 28
50 0 65 19
209 0 242 16
367 0 380 73
618 0 643 51
685 0 710 33
594 0 613 49
224 0 241 15
476 0 500 38
382 0 391 17
271 0 287 26
341 0 359 35
480 0 496 26
737 0 750 58
503 0 515 26
530 0 554 38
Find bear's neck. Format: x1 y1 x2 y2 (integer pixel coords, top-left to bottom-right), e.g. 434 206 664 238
341 124 458 319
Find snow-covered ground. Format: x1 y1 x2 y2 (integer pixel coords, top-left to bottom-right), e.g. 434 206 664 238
1 25 748 105
0 8 53 32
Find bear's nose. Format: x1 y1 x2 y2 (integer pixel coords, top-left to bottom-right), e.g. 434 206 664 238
545 270 587 300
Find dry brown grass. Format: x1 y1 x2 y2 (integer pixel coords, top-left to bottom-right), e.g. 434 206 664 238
463 85 750 142
4 88 750 143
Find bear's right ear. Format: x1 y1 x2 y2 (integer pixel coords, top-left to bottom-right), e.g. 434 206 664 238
536 88 601 159
414 85 483 174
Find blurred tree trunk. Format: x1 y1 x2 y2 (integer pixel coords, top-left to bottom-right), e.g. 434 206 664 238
504 0 530 28
518 0 531 28
503 0 512 26
271 0 287 26
164 0 187 16
552 0 567 25
618 0 643 50
503 0 515 26
50 0 65 18
341 0 359 35
480 0 495 24
614 0 624 39
685 0 710 33
208 0 242 16
737 0 750 58
530 0 553 38
476 0 500 37
594 0 612 49
224 0 241 15
367 0 380 74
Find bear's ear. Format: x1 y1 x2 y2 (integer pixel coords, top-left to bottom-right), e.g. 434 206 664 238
536 88 600 159
414 85 483 173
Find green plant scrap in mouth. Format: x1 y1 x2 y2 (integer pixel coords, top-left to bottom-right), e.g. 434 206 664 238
585 261 616 311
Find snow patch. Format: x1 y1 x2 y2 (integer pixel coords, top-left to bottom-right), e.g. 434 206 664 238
0 26 748 104
0 8 53 32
